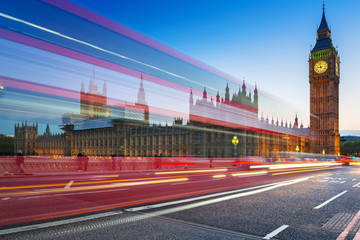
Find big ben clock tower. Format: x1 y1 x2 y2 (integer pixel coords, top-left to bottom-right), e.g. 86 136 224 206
309 4 340 155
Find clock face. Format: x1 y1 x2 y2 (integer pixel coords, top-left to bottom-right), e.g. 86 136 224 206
314 61 328 74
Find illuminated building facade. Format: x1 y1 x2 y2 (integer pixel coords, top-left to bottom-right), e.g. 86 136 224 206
14 122 38 155
309 6 340 155
14 75 311 158
80 70 111 119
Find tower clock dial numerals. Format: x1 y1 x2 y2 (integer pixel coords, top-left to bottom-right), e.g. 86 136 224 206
314 60 328 74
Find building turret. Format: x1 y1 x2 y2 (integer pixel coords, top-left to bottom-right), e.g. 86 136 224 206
81 81 85 92
45 123 50 136
102 81 107 96
242 79 246 98
225 82 230 102
203 86 207 99
254 83 258 110
137 74 147 105
189 89 193 107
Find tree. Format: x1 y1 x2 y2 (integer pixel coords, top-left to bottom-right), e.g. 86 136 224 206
341 140 360 156
0 135 14 155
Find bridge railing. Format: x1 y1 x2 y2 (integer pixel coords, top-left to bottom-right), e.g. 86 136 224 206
0 156 246 173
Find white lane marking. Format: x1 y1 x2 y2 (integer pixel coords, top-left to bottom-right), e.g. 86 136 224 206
0 177 309 236
263 225 289 239
353 182 360 188
353 224 360 240
314 191 348 209
54 188 129 197
126 177 311 212
336 210 360 240
19 196 40 200
64 180 74 189
1 197 11 200
0 211 123 236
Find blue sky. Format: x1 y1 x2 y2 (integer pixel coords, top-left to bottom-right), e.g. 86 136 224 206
1 0 359 136
70 0 360 133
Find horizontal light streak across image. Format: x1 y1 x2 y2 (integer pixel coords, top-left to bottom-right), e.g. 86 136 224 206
271 166 342 175
231 171 267 177
0 176 189 190
212 174 226 178
250 162 342 170
155 169 228 175
0 178 189 197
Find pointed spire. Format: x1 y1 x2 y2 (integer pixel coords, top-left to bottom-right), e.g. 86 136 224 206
102 80 107 96
137 73 147 105
203 86 207 99
81 81 85 92
46 123 50 135
254 83 258 94
225 81 230 102
318 2 330 32
242 78 246 88
216 89 220 102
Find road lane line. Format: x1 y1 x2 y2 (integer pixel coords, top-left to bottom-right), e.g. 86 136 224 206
19 196 40 200
353 182 360 188
126 177 311 212
336 210 360 240
263 225 289 239
64 180 74 189
314 191 348 209
354 227 360 240
54 188 129 196
0 177 310 236
0 211 123 236
1 197 11 200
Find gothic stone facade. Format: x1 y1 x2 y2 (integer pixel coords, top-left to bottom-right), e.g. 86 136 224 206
309 8 340 155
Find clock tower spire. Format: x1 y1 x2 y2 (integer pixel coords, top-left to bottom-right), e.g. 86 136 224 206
309 4 340 155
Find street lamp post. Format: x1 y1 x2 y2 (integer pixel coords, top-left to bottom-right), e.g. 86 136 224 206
232 136 239 158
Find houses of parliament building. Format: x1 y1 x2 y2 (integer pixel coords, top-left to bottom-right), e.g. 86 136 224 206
14 7 339 158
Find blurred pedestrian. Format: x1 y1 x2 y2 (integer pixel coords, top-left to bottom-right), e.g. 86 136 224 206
111 153 117 170
77 151 83 171
83 152 89 171
16 150 25 174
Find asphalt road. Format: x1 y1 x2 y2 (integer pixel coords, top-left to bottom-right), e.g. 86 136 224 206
1 165 360 239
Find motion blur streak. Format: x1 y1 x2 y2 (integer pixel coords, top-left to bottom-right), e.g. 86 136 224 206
0 176 189 190
349 162 360 166
271 166 341 175
155 169 228 175
250 162 342 169
0 13 203 88
231 171 267 177
212 174 226 178
0 178 189 197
